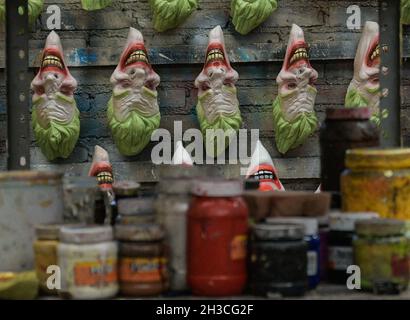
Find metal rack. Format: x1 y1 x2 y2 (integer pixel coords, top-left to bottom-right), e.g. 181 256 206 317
4 0 403 169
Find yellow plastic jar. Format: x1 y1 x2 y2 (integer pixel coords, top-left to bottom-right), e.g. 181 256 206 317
341 148 410 220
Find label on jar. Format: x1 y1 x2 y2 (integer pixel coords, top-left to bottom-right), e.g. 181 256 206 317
307 251 318 276
119 257 167 283
74 259 117 286
329 246 353 271
230 235 247 260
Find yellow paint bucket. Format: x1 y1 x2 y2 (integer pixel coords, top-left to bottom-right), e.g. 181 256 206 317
341 148 410 220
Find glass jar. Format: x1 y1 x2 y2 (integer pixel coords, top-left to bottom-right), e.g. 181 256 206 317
156 177 192 293
354 219 409 294
58 226 118 299
115 223 168 297
342 148 410 220
249 223 307 297
188 179 248 297
320 107 379 208
327 212 379 284
267 217 320 289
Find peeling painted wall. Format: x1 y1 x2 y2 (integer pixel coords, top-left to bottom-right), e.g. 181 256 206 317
0 0 408 190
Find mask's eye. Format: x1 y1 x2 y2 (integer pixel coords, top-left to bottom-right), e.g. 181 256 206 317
287 82 297 90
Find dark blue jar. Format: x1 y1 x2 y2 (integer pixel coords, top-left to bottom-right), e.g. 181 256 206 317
267 217 320 289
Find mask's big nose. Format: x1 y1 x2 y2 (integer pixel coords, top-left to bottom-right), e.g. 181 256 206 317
208 67 226 89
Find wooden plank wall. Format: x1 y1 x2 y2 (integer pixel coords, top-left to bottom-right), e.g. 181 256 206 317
0 0 408 190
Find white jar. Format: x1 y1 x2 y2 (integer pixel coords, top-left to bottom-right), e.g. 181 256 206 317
58 226 118 299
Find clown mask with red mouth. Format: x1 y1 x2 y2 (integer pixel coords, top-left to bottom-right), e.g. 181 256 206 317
272 24 318 154
31 31 80 161
195 26 243 157
88 145 114 190
246 140 285 192
345 21 383 125
108 27 161 156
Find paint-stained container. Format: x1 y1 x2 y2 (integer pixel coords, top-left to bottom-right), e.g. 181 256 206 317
0 171 64 272
58 225 118 299
249 223 308 297
63 176 99 223
341 148 410 220
115 223 169 296
188 179 248 296
327 212 379 284
33 224 82 295
267 217 320 289
112 181 141 224
156 167 195 293
354 219 409 294
116 197 156 225
320 108 379 208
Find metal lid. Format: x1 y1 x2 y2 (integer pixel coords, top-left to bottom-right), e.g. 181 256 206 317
356 219 406 237
0 170 63 182
345 148 410 170
191 179 243 197
157 178 192 194
266 217 319 236
329 212 379 231
113 181 141 197
59 225 113 244
326 107 372 120
115 223 164 242
36 223 85 240
117 197 155 215
253 223 305 241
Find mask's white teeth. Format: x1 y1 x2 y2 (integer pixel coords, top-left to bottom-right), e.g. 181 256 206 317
289 47 308 66
42 55 63 69
206 49 224 63
370 45 381 61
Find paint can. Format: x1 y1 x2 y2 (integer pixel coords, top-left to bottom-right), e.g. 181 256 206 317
249 223 308 297
320 107 379 208
0 171 64 272
342 148 410 220
354 219 409 294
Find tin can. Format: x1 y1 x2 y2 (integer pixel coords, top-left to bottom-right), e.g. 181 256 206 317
354 219 409 294
320 108 379 208
0 171 64 272
341 148 410 220
188 179 248 296
249 223 308 297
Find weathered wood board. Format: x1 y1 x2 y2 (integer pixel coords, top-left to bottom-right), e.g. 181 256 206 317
0 0 407 190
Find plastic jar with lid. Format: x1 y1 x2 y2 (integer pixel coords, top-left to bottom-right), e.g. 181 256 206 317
341 148 410 220
115 223 169 296
249 223 308 297
188 179 249 296
327 212 379 284
33 223 83 295
116 197 156 225
58 226 118 299
267 217 320 289
155 172 194 293
354 219 409 294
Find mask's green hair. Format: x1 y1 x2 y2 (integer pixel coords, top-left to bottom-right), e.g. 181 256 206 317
345 87 369 109
272 95 318 154
107 97 161 156
231 0 278 35
0 0 44 24
81 0 112 11
32 107 80 161
402 0 410 24
196 100 243 157
149 0 198 32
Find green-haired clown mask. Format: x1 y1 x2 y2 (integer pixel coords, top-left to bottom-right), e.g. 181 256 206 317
81 0 112 11
108 27 161 156
345 21 381 124
402 0 410 24
31 31 80 161
195 26 243 157
0 0 44 24
149 0 198 32
273 24 318 154
231 0 278 35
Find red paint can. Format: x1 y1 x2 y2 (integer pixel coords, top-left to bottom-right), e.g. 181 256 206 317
187 179 248 296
